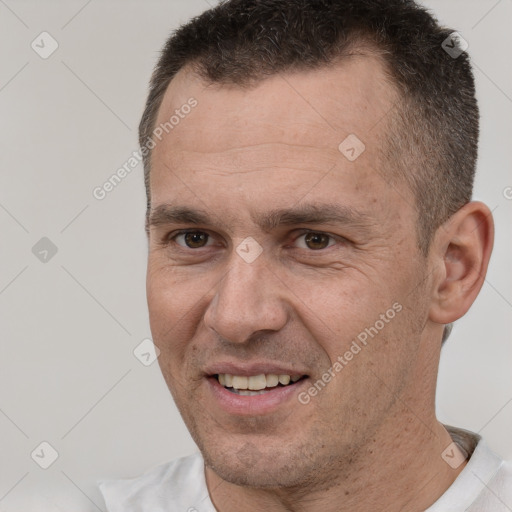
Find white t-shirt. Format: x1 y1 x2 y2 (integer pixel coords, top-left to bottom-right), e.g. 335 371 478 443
98 427 512 511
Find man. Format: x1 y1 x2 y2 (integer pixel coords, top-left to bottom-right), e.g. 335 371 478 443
99 0 511 510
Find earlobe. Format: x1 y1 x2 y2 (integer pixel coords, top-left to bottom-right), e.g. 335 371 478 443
429 201 494 325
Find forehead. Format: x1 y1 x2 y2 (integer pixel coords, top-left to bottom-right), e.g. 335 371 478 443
154 55 396 155
149 56 411 231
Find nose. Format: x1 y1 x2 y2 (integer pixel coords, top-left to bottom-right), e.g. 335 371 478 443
203 251 288 344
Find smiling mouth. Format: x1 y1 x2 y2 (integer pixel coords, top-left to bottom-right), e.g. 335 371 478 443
215 373 307 396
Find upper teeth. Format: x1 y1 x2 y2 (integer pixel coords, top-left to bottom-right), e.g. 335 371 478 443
218 374 301 390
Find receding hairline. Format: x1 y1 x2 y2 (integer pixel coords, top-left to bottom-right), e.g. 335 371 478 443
149 34 397 133
146 42 404 195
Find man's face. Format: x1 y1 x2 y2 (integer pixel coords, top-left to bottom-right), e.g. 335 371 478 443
147 57 434 488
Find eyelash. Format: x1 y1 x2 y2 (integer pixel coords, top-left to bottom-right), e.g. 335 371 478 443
165 229 343 252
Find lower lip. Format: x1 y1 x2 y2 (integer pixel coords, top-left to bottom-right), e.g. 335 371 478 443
206 376 308 416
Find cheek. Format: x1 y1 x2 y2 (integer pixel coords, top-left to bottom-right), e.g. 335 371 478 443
287 271 383 342
290 271 411 383
146 265 203 360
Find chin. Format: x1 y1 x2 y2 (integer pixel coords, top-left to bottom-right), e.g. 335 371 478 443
199 435 320 489
205 454 304 488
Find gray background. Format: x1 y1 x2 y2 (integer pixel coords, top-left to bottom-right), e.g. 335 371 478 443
0 0 511 510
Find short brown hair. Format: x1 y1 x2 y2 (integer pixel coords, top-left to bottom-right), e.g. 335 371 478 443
140 0 479 255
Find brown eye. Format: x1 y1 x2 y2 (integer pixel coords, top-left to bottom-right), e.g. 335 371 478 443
301 232 333 250
175 231 210 249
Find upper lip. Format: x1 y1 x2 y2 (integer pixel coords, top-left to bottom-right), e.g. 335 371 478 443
203 361 309 377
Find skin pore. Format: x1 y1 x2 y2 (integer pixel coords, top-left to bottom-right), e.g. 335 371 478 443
145 55 494 511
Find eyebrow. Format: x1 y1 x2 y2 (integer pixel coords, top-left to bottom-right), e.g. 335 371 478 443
148 202 372 233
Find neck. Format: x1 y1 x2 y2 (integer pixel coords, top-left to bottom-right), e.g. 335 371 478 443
205 412 466 512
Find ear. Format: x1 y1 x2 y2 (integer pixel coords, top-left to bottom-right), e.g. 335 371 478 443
429 201 494 325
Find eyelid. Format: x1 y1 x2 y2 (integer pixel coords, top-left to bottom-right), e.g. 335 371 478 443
167 229 216 248
291 229 344 250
